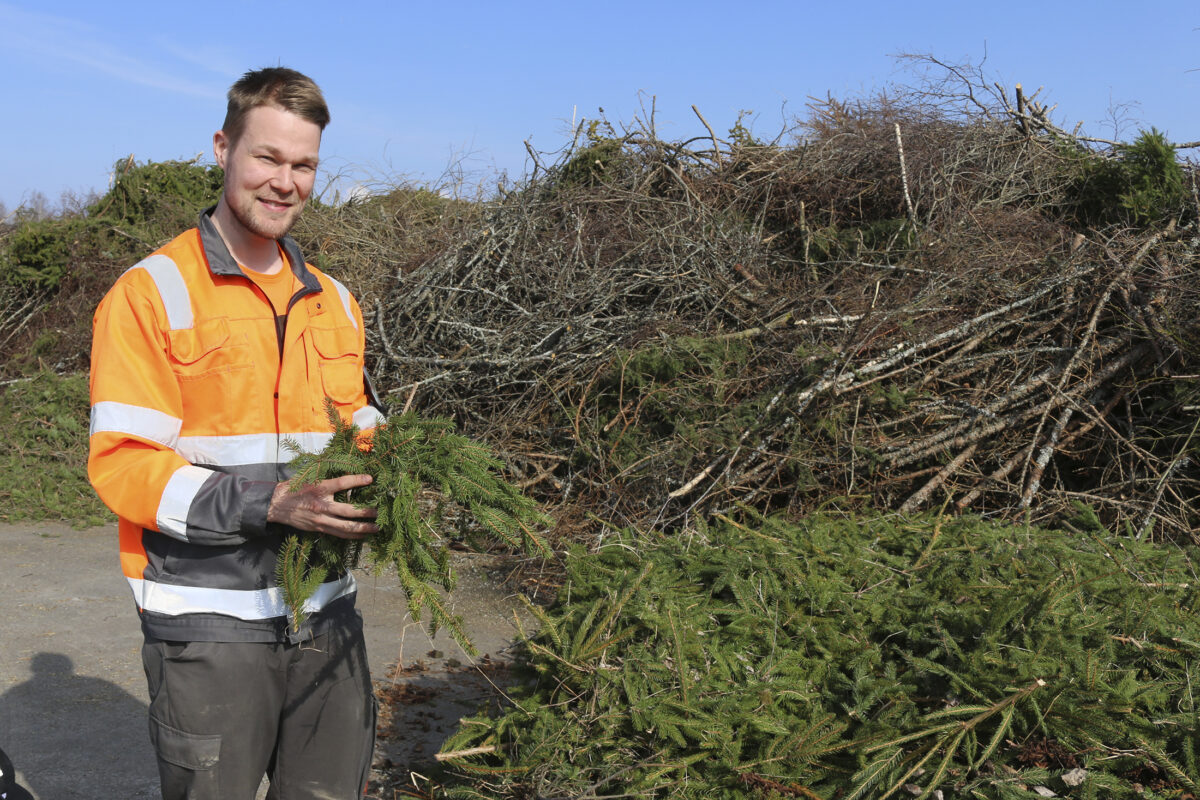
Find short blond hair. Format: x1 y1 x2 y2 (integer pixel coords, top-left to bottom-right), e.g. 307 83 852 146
222 67 330 146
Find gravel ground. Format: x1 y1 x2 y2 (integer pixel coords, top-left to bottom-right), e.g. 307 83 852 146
0 522 534 799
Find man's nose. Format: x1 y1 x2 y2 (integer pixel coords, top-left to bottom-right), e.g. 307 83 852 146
268 165 295 194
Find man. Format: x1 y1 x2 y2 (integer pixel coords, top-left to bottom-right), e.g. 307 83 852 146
88 67 384 799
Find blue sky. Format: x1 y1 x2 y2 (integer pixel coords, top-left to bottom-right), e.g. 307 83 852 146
2 1 1197 213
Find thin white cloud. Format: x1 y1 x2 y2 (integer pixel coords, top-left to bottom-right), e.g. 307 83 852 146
0 3 222 99
153 37 243 81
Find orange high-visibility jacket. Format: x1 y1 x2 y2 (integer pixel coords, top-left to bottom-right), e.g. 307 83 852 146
88 208 386 643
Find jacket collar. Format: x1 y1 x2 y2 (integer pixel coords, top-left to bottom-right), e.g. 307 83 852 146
198 205 322 293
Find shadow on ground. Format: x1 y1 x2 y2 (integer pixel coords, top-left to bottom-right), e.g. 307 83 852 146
0 653 158 799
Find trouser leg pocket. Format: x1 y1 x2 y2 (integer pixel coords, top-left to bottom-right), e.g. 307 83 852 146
149 715 221 800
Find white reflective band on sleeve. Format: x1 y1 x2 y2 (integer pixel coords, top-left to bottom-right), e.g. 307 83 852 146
136 254 193 330
129 572 357 619
326 276 357 331
156 465 212 539
90 401 182 447
353 404 386 431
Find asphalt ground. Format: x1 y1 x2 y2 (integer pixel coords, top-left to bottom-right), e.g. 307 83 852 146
0 522 532 799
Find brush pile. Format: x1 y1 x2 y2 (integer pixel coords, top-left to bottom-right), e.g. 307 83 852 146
438 511 1200 798
340 64 1200 544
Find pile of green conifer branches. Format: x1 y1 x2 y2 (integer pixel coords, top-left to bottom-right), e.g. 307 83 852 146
438 510 1200 799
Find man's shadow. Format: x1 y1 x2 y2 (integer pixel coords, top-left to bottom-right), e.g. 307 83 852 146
0 653 159 799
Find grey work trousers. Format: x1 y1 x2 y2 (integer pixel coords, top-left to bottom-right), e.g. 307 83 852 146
141 621 376 800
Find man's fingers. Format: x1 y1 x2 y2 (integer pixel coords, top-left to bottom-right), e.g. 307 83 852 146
329 501 377 519
268 474 380 535
320 473 374 492
315 474 378 518
322 518 379 540
321 474 378 520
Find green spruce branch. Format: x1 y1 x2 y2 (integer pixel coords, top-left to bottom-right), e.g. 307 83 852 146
277 399 552 653
439 511 1200 799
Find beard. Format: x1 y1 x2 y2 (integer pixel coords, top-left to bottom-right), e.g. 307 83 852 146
226 192 304 241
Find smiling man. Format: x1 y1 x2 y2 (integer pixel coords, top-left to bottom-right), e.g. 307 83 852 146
212 101 319 264
88 68 384 799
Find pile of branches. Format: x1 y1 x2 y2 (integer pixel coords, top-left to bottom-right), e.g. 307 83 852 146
358 66 1200 543
438 511 1200 798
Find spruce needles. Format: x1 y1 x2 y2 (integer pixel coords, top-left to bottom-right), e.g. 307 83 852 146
439 511 1200 798
277 400 552 653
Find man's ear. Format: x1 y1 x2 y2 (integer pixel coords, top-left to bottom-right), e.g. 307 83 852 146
213 130 229 169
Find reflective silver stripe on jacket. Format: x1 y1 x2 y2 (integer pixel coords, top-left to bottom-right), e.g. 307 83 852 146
90 403 337 468
127 572 357 619
157 465 213 539
90 401 181 447
327 276 357 331
134 254 193 330
178 432 335 467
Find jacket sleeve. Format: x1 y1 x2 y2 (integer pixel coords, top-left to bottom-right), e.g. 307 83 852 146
88 269 275 546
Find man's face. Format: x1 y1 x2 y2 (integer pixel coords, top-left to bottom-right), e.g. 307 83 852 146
213 105 321 241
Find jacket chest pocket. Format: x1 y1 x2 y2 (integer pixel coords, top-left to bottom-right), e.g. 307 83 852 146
167 318 254 379
309 325 362 406
166 319 255 432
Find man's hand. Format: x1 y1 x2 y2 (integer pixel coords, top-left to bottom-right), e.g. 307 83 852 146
268 474 379 540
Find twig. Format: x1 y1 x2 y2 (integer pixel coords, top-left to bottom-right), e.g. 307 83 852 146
692 104 722 167
524 140 542 179
1018 405 1074 511
1137 457 1191 540
894 123 918 230
900 443 978 514
435 744 497 761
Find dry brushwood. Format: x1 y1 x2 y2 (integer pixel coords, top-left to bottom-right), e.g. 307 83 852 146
276 400 552 653
343 63 1199 544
